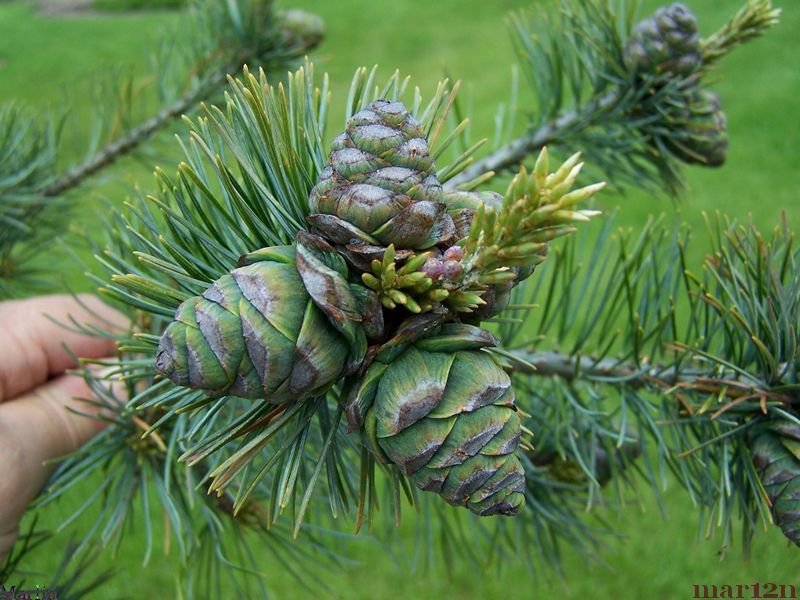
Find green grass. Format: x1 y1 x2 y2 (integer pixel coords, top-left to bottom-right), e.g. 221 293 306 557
1 0 799 597
0 3 175 108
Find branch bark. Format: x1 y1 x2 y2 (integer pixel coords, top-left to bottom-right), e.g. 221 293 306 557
444 91 619 190
507 349 797 413
43 72 226 198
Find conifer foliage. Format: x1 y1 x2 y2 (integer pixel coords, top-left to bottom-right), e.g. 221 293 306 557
1 0 793 595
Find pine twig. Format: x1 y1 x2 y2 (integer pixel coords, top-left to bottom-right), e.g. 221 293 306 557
447 0 781 193
444 92 619 189
43 4 325 198
701 0 781 65
43 71 226 197
509 349 796 411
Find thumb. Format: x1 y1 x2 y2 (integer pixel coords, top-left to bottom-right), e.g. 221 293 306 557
0 372 110 562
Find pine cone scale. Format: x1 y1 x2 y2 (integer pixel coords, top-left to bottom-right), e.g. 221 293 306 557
194 298 244 382
374 347 454 436
428 352 512 417
181 303 230 390
426 407 513 469
348 124 407 155
232 264 306 341
441 455 507 505
290 303 349 397
479 416 521 455
238 302 293 386
379 416 457 475
323 183 411 233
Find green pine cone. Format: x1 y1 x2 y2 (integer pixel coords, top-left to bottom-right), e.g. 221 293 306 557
666 89 728 166
751 422 800 546
308 99 454 250
360 324 526 516
624 2 701 78
154 245 353 401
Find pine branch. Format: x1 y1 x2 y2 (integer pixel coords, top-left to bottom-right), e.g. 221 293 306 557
13 2 791 584
42 5 324 198
497 209 799 551
509 349 681 386
38 65 497 575
508 349 796 414
43 72 226 198
0 0 324 297
447 0 779 195
446 91 619 189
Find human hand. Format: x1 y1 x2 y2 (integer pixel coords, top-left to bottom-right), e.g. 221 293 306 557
0 294 126 563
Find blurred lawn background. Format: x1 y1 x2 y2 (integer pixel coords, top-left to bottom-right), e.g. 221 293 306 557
0 0 798 597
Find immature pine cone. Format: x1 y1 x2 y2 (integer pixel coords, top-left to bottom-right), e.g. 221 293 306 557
361 324 526 516
308 99 454 250
751 421 800 546
154 245 358 401
666 89 728 166
625 2 701 78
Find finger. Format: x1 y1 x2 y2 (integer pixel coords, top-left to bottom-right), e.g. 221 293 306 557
0 294 128 402
0 371 110 561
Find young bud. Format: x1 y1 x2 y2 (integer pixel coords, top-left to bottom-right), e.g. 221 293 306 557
425 288 450 302
382 244 396 269
559 182 606 208
398 251 431 275
478 269 518 284
388 289 409 305
404 296 422 313
534 146 549 180
546 152 581 188
412 278 434 293
381 261 397 288
398 271 430 288
443 245 465 261
422 257 444 280
362 272 381 290
442 260 463 280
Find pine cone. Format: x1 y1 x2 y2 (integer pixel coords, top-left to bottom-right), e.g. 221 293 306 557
308 99 454 251
625 2 701 78
666 89 728 166
155 240 366 401
354 324 526 516
751 422 800 546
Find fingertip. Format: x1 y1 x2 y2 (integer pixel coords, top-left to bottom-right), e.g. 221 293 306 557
0 294 129 400
0 374 111 479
